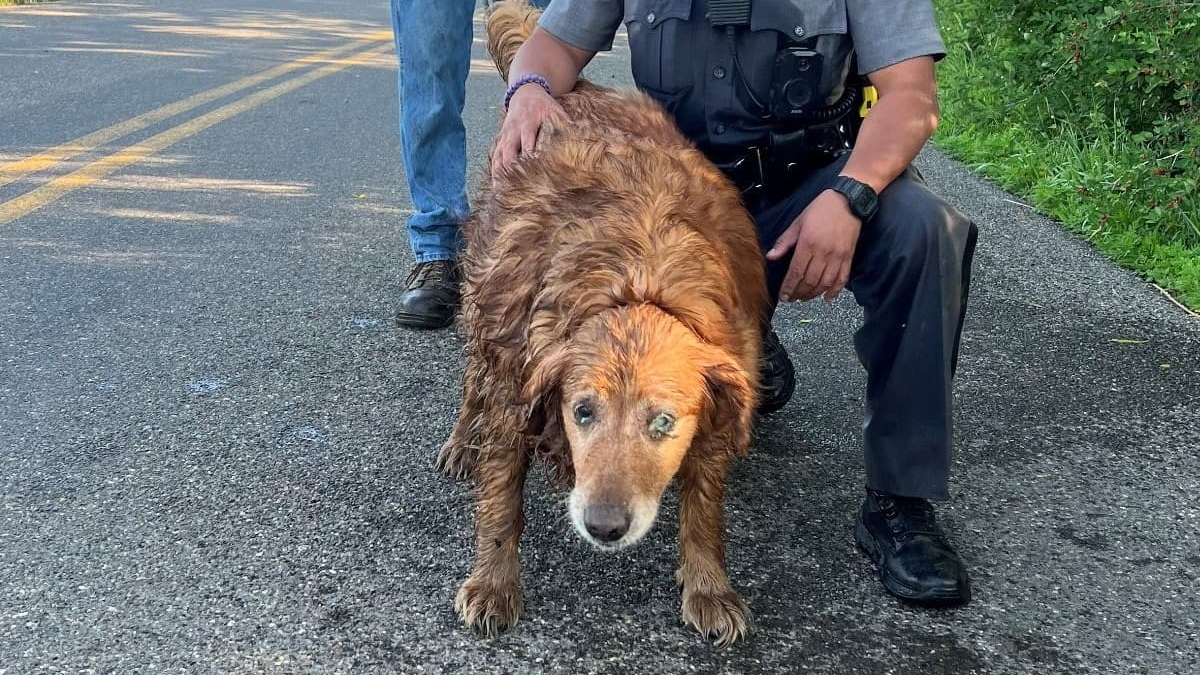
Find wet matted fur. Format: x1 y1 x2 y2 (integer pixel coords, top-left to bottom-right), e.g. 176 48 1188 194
437 0 769 647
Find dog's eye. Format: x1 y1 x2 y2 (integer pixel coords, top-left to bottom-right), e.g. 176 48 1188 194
573 401 595 426
648 412 676 440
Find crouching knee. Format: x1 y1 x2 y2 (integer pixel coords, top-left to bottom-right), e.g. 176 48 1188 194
868 174 976 268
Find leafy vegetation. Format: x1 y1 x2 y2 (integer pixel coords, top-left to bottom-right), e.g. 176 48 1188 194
932 0 1199 309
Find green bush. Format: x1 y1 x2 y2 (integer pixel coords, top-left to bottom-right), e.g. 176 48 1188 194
932 0 1199 308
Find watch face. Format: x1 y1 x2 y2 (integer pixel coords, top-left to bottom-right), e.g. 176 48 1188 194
855 189 877 216
836 177 876 219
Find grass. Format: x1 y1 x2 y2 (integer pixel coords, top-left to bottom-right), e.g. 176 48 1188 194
930 3 1200 312
0 0 62 6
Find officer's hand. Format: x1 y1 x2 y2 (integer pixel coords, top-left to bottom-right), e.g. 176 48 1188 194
491 84 566 177
765 189 863 303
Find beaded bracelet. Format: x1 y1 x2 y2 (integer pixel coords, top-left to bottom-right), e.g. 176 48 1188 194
503 73 553 112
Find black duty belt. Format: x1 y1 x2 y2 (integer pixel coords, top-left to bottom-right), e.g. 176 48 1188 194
712 146 768 198
707 123 854 209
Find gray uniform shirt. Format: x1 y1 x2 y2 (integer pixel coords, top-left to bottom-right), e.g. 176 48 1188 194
538 0 946 151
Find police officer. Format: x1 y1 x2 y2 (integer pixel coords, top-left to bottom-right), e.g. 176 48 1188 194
496 0 978 607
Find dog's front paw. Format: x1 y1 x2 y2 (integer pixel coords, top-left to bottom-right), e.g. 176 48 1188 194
681 586 751 649
454 574 523 638
435 438 475 481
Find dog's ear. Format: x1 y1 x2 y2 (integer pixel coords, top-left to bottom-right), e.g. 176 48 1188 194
701 356 756 456
522 343 573 435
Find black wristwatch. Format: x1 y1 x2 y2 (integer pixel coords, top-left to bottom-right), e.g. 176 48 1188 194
828 175 879 222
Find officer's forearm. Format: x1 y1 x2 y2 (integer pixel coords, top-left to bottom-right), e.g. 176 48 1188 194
838 82 940 195
508 28 594 96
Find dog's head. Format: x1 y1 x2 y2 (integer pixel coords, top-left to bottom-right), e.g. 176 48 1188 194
524 304 754 551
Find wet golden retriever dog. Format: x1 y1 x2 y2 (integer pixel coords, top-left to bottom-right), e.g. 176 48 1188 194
436 0 768 647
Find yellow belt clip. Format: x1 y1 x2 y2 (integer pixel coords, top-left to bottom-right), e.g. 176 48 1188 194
859 85 878 117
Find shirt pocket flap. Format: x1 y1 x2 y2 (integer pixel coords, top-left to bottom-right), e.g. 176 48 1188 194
750 0 846 38
623 0 692 26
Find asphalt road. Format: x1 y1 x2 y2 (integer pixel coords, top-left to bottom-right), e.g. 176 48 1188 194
1 1 1197 673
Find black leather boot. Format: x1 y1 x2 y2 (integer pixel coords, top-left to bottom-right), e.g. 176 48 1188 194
757 329 795 415
855 489 971 607
395 260 461 330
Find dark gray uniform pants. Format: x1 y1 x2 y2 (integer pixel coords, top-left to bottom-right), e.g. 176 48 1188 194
752 153 978 501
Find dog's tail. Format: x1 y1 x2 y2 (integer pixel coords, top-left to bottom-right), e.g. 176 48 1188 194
484 0 542 82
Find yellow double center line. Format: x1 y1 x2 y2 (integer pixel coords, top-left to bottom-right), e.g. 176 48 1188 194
0 31 392 227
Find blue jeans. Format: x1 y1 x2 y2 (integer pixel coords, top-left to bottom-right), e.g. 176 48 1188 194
390 0 551 263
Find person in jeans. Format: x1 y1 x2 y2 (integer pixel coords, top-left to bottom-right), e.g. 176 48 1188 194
389 0 551 329
493 0 978 607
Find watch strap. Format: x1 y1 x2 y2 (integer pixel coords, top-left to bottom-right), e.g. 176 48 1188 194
829 175 878 221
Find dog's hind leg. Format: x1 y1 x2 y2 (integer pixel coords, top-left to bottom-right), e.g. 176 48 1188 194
454 410 530 637
437 357 487 481
675 452 751 648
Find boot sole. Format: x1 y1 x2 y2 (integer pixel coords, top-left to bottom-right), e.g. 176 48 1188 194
395 310 457 330
854 518 970 607
756 362 796 416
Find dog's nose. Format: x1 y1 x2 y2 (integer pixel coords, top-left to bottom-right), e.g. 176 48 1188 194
583 504 632 543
